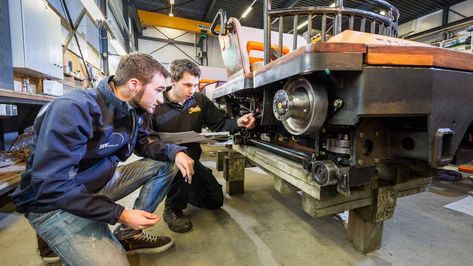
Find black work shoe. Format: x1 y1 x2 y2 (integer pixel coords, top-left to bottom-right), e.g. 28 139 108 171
37 235 60 263
118 230 174 255
163 208 193 233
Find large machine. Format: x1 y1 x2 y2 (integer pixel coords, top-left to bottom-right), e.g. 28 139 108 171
210 0 473 196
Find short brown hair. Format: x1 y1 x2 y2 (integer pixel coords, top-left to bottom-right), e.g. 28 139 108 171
170 59 201 82
113 52 169 86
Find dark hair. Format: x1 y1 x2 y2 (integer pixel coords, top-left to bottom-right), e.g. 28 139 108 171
113 52 169 86
170 59 201 82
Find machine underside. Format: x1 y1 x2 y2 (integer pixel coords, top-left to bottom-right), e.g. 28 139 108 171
209 1 473 199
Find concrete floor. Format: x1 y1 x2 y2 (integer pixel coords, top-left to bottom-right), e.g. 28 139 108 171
0 152 472 266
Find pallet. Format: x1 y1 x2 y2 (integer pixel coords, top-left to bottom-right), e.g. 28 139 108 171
230 144 431 254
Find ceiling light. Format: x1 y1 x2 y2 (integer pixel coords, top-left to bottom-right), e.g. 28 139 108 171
240 0 258 20
297 20 309 30
241 6 253 19
380 10 386 16
329 3 336 7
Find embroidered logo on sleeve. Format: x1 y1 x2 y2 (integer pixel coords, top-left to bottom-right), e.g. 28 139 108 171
99 132 125 149
188 105 201 114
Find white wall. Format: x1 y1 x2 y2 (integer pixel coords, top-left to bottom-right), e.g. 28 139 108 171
138 26 225 68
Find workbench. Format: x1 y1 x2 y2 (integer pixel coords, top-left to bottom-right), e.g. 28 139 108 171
219 144 431 254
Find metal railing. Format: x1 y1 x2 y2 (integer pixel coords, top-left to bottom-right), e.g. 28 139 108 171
263 0 400 64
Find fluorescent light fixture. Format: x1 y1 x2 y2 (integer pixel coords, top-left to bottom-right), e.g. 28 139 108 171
241 6 253 18
297 20 309 30
110 37 127 56
380 10 386 16
329 3 336 7
240 0 258 20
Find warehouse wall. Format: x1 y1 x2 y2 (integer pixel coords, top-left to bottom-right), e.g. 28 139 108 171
138 26 225 68
398 0 473 43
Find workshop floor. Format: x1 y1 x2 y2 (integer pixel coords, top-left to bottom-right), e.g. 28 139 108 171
0 151 472 266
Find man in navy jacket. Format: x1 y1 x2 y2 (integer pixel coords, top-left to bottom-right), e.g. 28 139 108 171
11 53 194 265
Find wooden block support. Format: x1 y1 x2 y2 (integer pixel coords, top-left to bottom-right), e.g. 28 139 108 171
216 150 228 171
223 154 246 195
273 175 298 194
301 192 372 218
346 208 384 254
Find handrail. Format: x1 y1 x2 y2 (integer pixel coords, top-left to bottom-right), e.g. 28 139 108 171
263 0 400 64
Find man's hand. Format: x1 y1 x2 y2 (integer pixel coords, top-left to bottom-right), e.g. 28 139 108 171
118 209 160 230
237 113 256 129
175 151 194 184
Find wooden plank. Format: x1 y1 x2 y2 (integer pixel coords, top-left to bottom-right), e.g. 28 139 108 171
328 30 431 47
302 192 373 218
365 45 473 72
0 88 55 104
232 145 324 199
306 42 367 53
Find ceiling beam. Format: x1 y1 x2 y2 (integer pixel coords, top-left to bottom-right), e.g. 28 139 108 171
283 0 302 8
129 2 143 35
202 0 217 21
139 35 195 47
138 9 220 34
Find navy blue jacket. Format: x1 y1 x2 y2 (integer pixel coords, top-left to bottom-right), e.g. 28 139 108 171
11 77 185 225
145 90 239 161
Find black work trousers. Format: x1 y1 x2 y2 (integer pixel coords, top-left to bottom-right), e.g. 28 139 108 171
165 161 224 210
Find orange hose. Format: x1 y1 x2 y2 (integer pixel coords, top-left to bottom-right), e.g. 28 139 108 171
246 41 290 63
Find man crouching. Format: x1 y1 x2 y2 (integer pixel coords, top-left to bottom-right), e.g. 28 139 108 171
11 52 194 265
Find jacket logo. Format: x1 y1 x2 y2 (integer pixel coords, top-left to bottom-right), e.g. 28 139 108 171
99 132 125 149
188 106 201 114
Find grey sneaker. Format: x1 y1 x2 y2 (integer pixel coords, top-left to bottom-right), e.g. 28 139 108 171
163 208 193 233
117 230 174 255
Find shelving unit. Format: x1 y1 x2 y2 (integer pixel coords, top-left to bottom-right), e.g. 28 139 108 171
0 88 54 195
0 88 55 105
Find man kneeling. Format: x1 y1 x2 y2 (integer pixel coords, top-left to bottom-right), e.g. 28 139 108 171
11 53 194 265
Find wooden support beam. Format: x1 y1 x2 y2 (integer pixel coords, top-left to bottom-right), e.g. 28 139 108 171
223 153 246 195
273 175 298 194
346 208 384 254
216 150 227 171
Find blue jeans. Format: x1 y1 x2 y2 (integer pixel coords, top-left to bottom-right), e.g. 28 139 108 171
26 159 175 266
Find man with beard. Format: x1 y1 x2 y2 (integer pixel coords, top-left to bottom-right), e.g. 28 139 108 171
11 52 194 265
